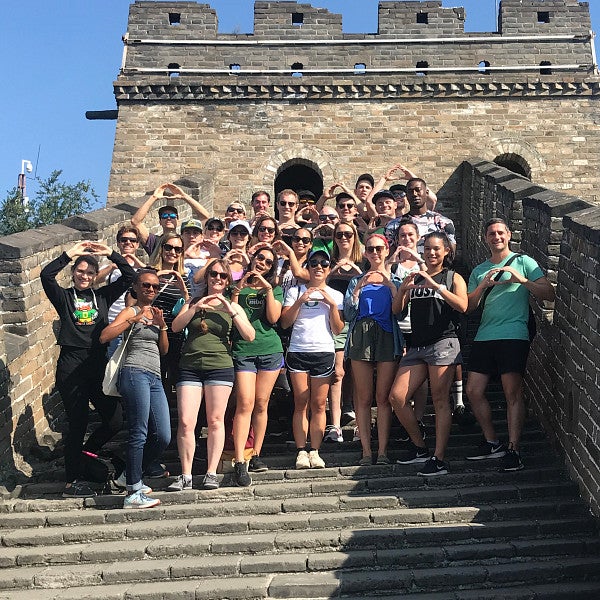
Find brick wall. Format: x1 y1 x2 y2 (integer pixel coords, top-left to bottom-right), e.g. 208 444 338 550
0 182 210 484
461 158 600 517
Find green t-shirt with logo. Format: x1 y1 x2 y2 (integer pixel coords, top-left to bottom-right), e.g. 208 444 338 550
232 285 284 357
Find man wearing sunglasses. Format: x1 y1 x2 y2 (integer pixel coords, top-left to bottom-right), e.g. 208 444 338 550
180 219 219 297
131 182 209 258
275 189 301 245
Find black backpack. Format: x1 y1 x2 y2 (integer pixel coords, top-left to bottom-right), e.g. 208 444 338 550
80 451 125 494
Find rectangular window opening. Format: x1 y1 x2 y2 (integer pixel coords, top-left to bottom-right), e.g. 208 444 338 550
292 12 304 26
537 11 550 24
417 12 428 24
169 13 181 26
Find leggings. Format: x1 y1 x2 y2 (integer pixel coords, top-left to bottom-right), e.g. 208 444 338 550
55 348 123 482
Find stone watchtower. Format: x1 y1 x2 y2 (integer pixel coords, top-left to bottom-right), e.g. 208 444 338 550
109 0 599 225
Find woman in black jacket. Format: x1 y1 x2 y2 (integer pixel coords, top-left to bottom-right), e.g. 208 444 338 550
41 240 135 498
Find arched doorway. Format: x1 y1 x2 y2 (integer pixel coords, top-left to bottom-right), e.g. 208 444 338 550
493 153 531 180
274 161 323 200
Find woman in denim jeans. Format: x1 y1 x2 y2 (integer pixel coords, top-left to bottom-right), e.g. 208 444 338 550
100 270 171 509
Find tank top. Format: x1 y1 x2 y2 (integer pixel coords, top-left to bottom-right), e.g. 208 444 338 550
408 269 458 347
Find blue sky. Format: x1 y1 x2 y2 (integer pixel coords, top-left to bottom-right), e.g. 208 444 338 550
2 0 598 209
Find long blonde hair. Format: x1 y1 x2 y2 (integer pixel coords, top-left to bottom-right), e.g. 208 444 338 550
150 232 186 275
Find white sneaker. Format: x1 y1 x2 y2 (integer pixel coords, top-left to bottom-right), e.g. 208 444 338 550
295 450 310 469
114 471 152 494
167 474 193 492
123 490 160 509
323 426 343 443
309 450 325 469
352 426 361 442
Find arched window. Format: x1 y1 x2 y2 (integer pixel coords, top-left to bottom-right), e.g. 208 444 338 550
354 63 367 75
494 153 532 180
415 61 429 76
168 63 180 78
540 61 552 75
291 62 303 77
478 60 491 74
229 64 241 74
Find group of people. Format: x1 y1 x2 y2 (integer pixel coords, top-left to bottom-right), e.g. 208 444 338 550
41 171 554 509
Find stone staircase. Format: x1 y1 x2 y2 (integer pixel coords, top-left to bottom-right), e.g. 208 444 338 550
1 386 600 600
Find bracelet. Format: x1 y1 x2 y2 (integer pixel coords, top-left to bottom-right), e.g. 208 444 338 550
126 319 133 325
437 284 446 293
417 259 425 265
160 326 168 331
231 311 240 318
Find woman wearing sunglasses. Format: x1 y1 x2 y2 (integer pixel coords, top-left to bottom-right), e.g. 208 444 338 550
344 234 404 466
273 229 313 298
224 220 252 282
99 270 170 509
281 249 344 470
169 259 254 491
250 215 280 253
149 232 191 403
229 245 284 486
390 232 467 477
322 221 364 443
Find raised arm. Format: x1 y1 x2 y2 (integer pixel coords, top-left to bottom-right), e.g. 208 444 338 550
166 183 210 220
131 184 169 244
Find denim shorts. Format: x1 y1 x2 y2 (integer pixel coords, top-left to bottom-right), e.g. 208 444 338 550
286 352 335 378
233 352 284 373
177 367 235 388
400 338 462 367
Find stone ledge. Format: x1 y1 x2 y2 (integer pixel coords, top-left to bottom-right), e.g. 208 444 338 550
113 79 600 102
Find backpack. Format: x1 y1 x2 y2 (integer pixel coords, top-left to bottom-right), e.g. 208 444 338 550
80 450 125 495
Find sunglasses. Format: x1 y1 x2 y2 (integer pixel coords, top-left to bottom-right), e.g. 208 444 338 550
337 202 355 210
319 214 338 222
140 282 160 291
366 245 386 254
227 207 245 214
293 236 311 244
279 201 296 208
206 225 224 232
209 270 228 280
230 229 248 236
159 213 177 219
300 199 315 205
335 231 354 240
162 243 183 254
308 259 330 268
118 237 138 244
255 253 274 267
258 226 275 234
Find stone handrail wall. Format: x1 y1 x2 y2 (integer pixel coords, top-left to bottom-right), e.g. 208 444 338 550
460 158 600 516
0 181 211 486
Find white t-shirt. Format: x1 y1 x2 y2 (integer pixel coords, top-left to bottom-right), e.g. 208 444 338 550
284 285 344 353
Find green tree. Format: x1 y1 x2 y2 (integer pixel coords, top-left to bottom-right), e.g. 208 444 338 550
0 170 98 236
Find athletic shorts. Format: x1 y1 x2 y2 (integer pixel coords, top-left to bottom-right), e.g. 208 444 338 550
333 322 349 351
177 367 235 389
468 339 530 377
347 318 395 363
286 351 335 378
233 352 284 373
400 338 462 367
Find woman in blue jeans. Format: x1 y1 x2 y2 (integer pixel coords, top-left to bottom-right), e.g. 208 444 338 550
100 270 171 509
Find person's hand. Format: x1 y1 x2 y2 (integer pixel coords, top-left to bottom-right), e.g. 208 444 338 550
150 307 167 328
272 239 292 257
66 241 95 259
331 258 362 274
247 242 272 257
125 254 147 268
251 272 271 291
225 250 249 266
397 245 421 261
486 266 526 285
299 286 323 303
318 288 338 310
151 183 169 198
313 223 334 239
323 183 342 200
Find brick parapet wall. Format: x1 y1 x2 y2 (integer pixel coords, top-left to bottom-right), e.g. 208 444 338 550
0 181 211 484
461 158 600 516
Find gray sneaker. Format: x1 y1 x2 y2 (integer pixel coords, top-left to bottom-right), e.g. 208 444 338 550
202 473 220 490
167 474 193 492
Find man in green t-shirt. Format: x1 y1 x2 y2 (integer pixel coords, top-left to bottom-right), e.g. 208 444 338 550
465 218 555 471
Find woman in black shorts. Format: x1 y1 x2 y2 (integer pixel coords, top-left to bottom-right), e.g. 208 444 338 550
390 231 468 477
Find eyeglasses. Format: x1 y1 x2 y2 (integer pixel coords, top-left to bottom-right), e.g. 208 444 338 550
209 270 228 280
255 253 274 267
308 259 330 268
258 226 275 234
337 202 355 210
319 214 338 222
140 282 160 291
159 213 177 220
300 199 315 205
230 229 248 236
227 207 245 214
279 201 296 208
366 245 386 254
335 231 354 240
162 243 183 254
206 225 224 232
118 237 138 244
292 236 311 244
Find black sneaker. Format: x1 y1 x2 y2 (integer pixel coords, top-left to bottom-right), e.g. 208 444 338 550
397 425 410 443
233 462 252 487
466 440 507 461
418 456 449 477
248 456 268 473
62 480 97 498
396 443 430 464
500 448 524 472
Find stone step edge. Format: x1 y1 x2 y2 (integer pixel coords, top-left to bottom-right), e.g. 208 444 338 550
1 514 596 552
1 555 600 595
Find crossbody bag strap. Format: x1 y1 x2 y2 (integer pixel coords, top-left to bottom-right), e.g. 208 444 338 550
480 252 521 310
